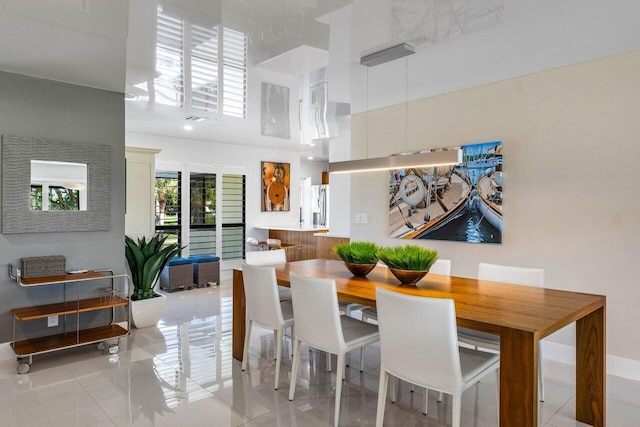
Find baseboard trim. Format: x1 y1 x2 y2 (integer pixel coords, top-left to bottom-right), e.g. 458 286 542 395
543 341 640 382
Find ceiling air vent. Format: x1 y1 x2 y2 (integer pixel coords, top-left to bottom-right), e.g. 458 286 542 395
184 115 208 122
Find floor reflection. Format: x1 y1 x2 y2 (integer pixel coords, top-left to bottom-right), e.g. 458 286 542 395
0 282 638 426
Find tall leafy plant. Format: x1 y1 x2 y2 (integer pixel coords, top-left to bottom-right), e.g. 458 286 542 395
125 234 180 300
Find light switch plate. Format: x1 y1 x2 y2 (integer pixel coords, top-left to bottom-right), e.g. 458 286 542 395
355 213 368 224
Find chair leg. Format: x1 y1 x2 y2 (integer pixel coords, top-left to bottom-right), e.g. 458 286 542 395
290 325 295 357
334 354 345 427
288 338 302 401
241 320 252 371
274 328 283 390
273 329 278 360
423 387 428 415
360 347 365 372
326 351 332 371
376 370 389 427
389 375 397 403
452 394 462 427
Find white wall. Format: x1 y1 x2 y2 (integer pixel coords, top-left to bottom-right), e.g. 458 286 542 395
336 1 640 376
349 50 640 371
300 160 327 185
126 132 302 244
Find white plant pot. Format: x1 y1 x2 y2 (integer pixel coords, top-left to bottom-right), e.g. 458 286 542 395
131 293 167 328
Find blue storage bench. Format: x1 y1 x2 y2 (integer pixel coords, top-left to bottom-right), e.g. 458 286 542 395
160 257 194 292
189 255 220 287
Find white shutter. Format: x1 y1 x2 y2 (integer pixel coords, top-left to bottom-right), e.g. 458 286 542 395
222 27 247 118
221 174 245 259
155 8 184 107
191 24 219 112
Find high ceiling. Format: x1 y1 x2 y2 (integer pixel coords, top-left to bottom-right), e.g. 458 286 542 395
0 0 353 160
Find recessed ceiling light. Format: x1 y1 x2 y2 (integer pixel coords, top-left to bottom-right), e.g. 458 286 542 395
184 125 193 131
307 156 314 160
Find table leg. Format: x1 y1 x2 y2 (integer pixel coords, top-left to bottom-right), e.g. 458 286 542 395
500 328 537 427
232 269 246 361
576 305 606 426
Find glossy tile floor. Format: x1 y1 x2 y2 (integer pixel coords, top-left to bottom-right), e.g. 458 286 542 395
0 280 639 426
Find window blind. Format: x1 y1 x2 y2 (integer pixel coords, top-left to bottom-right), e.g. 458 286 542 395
222 27 247 118
221 174 245 260
191 24 219 113
155 8 184 107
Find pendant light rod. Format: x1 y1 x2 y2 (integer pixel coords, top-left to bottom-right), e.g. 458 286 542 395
328 149 462 174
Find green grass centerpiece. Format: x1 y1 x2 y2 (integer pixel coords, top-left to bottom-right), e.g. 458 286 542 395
333 241 380 277
377 245 439 284
125 234 181 300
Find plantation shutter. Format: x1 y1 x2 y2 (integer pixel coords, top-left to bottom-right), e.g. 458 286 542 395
191 24 219 112
155 8 184 107
221 174 245 259
222 27 247 118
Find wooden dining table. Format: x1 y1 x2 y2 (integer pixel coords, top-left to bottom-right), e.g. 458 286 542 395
232 259 606 427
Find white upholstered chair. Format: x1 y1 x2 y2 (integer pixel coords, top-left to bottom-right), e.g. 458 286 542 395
360 259 451 405
288 272 379 427
361 259 451 323
458 262 546 401
241 263 294 390
245 249 290 301
375 288 500 427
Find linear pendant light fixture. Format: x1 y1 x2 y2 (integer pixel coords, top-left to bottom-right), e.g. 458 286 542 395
328 150 462 174
329 42 461 174
360 42 415 67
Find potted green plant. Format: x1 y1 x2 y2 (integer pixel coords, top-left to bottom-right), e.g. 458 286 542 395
377 245 439 284
333 241 380 277
125 234 180 328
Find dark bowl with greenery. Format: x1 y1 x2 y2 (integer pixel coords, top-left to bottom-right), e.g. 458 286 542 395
377 245 439 284
333 241 380 277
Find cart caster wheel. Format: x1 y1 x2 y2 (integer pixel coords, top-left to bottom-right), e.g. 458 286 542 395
97 342 105 351
17 362 31 374
108 344 120 355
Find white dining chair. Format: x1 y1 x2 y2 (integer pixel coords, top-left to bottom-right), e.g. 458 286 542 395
360 259 451 406
245 249 291 301
361 259 451 323
375 288 500 427
458 262 546 401
241 263 294 390
288 272 379 427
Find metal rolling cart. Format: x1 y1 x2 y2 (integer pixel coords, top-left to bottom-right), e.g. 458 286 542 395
7 266 130 374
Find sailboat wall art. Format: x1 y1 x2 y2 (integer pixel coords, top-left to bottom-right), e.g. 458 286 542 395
388 141 503 244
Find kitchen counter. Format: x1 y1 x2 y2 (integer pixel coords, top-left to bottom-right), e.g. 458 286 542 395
254 226 327 260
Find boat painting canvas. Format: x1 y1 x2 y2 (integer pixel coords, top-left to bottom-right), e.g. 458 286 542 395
388 141 502 244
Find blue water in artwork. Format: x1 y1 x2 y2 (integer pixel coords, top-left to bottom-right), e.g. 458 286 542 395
417 141 502 244
419 206 501 244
